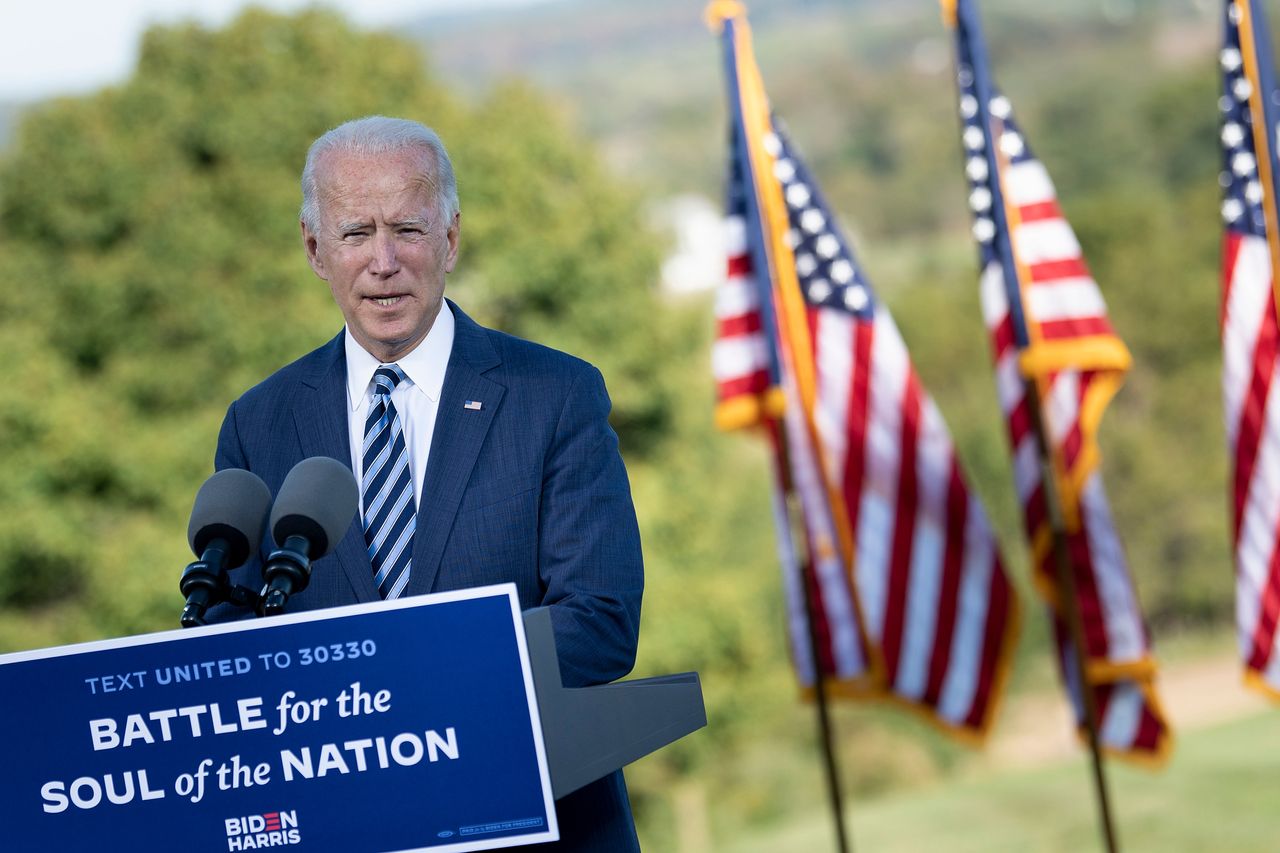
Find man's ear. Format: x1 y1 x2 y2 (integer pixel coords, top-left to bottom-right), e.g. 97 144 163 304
444 211 461 273
302 220 326 279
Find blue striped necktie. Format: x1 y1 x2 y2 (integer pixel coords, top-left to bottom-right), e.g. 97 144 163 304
362 364 415 599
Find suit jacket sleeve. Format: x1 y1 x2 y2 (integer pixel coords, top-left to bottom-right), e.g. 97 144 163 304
538 364 644 688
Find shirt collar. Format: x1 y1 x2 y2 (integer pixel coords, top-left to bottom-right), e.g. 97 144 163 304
344 299 454 411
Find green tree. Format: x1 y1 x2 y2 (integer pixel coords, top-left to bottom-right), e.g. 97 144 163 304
0 8 673 648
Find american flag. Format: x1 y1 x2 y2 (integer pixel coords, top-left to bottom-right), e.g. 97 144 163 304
712 2 1019 739
1218 0 1280 700
946 0 1170 760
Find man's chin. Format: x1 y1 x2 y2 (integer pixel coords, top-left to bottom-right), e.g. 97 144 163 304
360 328 429 361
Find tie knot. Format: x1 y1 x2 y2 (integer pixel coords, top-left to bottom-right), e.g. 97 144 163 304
372 364 406 396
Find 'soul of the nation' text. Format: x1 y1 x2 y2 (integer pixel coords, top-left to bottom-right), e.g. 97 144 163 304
40 682 461 814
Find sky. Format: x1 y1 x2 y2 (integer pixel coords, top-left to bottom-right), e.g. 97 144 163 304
0 0 547 101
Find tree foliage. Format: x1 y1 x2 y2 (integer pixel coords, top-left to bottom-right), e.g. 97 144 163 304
0 8 674 647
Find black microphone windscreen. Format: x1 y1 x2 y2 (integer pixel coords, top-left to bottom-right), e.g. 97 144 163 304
270 456 359 559
187 469 273 568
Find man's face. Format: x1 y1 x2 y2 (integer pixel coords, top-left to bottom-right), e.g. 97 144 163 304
302 147 460 363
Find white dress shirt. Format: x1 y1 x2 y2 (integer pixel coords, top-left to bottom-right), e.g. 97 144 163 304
344 300 454 514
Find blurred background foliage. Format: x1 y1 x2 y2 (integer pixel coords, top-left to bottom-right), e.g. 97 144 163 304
0 0 1265 849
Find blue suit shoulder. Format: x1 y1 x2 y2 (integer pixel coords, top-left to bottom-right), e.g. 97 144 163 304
479 325 597 382
215 333 343 474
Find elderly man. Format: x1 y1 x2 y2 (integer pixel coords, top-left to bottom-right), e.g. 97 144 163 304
210 116 644 851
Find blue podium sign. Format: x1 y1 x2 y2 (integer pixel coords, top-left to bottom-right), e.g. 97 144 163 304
0 584 557 852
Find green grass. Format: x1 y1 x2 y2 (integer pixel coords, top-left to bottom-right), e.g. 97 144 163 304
720 710 1280 853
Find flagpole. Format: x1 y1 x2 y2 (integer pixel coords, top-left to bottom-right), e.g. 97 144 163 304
996 120 1121 853
711 3 861 847
993 116 1121 853
1023 382 1120 853
770 422 853 853
798 556 854 853
945 0 1120 847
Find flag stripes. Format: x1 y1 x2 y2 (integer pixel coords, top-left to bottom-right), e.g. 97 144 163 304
714 219 777 426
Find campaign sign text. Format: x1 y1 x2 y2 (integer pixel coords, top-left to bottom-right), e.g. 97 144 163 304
0 584 557 852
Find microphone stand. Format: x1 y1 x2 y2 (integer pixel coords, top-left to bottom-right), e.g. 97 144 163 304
179 538 263 627
258 534 313 617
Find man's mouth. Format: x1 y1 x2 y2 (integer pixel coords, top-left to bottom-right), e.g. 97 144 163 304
369 296 403 306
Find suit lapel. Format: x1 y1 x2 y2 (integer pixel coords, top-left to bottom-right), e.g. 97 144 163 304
405 303 505 597
292 333 380 604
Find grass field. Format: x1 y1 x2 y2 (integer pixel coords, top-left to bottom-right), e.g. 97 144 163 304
721 710 1280 853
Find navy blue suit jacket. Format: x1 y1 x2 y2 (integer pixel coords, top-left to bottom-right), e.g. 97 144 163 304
211 301 644 851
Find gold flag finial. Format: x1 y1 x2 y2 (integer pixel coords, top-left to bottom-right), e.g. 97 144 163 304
940 0 958 28
704 0 747 34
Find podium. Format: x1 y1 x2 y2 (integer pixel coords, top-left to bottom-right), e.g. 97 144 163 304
522 607 706 799
0 585 705 852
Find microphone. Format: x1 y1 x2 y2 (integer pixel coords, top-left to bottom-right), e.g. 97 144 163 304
180 469 272 627
259 456 358 616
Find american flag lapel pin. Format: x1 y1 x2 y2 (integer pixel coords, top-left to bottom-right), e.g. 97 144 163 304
463 400 483 411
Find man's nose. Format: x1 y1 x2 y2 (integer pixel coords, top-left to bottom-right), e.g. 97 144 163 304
368 231 400 277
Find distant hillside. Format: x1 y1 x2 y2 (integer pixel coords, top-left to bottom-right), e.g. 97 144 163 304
404 0 1243 628
405 0 1216 211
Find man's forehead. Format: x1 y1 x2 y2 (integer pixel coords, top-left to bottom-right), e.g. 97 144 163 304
315 150 440 219
315 146 438 188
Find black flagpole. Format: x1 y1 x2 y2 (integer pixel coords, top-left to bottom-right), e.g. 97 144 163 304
951 0 1120 846
776 430 853 853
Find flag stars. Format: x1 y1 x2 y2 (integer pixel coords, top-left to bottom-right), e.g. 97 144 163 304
1000 131 1025 157
830 258 854 284
801 208 827 234
766 126 874 317
1235 76 1253 102
989 95 1012 119
1232 150 1257 177
1222 197 1245 223
1219 170 1234 189
959 94 978 119
1222 122 1245 147
963 126 985 151
808 279 833 303
786 183 812 209
1229 2 1243 25
843 285 868 311
1221 47 1243 72
965 156 989 182
762 132 782 157
1245 180 1263 204
973 217 996 243
969 187 993 212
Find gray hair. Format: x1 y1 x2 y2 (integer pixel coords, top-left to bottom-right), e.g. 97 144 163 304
299 116 459 231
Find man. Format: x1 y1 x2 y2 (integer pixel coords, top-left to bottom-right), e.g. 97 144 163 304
210 116 644 851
